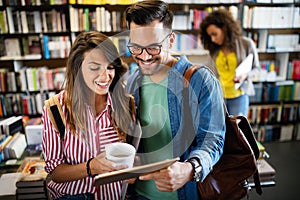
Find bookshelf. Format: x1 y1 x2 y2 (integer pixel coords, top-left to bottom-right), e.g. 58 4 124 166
0 1 72 119
0 0 299 141
0 0 239 117
242 1 300 143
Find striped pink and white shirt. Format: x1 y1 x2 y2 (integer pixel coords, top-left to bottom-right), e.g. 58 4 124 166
42 91 122 200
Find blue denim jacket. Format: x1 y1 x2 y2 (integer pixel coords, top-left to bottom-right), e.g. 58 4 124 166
126 56 226 200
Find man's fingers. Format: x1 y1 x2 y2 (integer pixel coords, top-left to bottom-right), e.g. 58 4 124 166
139 168 169 180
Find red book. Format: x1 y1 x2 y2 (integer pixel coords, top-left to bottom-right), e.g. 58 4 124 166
292 60 300 80
22 96 30 115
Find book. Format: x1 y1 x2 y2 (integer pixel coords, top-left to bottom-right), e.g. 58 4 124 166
0 135 12 161
293 82 300 100
28 35 42 56
43 35 50 59
20 11 28 33
235 53 253 89
4 38 21 58
16 179 45 188
16 157 47 187
0 116 16 134
16 192 47 199
0 172 22 196
12 10 22 33
26 11 35 33
279 125 294 142
0 10 8 33
25 125 43 145
5 132 27 159
3 115 24 136
33 11 42 32
26 68 38 92
271 7 293 29
94 157 179 186
16 186 46 194
292 60 300 80
293 7 300 28
24 117 42 126
6 7 15 33
257 141 265 159
249 159 276 183
0 135 12 151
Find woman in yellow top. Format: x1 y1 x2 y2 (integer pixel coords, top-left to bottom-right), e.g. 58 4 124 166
200 8 259 116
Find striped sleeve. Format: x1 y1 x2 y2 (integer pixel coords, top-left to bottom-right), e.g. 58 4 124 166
42 105 65 173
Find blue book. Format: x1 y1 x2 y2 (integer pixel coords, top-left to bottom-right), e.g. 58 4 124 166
43 35 50 59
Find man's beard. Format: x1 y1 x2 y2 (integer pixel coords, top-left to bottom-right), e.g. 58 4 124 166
137 57 162 76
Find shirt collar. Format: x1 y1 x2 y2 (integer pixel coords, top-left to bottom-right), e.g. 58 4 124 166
107 92 114 112
86 93 114 120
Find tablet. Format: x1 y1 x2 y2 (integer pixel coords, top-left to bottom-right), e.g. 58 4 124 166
94 157 179 186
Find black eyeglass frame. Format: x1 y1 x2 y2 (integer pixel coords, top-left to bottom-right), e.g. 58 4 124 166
127 33 172 56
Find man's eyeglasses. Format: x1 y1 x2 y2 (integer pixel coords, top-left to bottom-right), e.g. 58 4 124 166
127 33 171 56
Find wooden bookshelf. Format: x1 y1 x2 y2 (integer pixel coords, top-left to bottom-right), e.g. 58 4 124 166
0 0 299 141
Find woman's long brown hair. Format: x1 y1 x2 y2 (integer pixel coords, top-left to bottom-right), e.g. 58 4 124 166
64 31 134 135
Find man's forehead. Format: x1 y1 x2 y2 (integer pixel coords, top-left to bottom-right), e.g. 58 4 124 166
129 24 171 45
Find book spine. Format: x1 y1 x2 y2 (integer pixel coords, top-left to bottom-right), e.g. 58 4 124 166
43 35 50 59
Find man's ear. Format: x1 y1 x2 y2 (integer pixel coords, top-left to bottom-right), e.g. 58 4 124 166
169 32 175 48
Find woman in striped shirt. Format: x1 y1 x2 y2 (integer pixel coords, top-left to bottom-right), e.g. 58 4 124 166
42 31 139 200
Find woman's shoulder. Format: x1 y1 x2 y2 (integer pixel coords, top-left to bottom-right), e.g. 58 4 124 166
44 90 66 115
43 90 66 134
51 90 65 104
239 36 255 46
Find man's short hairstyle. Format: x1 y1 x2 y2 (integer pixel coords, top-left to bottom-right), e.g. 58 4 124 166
125 0 173 29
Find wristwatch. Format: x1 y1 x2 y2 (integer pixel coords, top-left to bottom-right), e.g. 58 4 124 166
187 158 202 182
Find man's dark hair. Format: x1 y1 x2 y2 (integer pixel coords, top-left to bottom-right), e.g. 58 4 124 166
125 0 173 29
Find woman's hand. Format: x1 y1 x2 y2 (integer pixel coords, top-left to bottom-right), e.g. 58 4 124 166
90 152 127 175
125 178 137 184
234 73 248 83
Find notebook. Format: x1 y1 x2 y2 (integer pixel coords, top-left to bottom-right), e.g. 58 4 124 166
235 53 254 89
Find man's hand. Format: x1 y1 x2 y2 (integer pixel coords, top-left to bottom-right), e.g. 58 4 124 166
139 161 193 192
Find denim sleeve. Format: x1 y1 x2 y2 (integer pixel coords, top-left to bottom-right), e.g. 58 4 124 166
188 68 226 181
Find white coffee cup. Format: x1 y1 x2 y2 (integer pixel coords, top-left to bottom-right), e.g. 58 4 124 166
105 142 136 168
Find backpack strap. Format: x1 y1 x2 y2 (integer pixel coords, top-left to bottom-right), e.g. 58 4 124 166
237 115 262 195
183 65 201 88
44 95 65 140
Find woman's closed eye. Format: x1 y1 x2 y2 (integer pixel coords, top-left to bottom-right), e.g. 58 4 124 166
89 65 115 71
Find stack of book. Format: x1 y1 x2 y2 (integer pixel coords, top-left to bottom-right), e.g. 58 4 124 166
249 142 276 187
15 157 48 200
248 158 276 188
0 116 26 162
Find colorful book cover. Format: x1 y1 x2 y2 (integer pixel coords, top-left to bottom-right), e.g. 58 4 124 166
17 157 47 184
292 60 300 80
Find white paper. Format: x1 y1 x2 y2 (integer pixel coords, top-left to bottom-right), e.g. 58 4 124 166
235 53 253 89
0 172 21 196
25 125 43 145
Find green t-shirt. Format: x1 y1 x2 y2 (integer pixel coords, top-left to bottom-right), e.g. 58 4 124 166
135 76 178 200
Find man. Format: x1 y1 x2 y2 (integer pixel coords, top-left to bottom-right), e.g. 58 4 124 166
125 1 226 199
